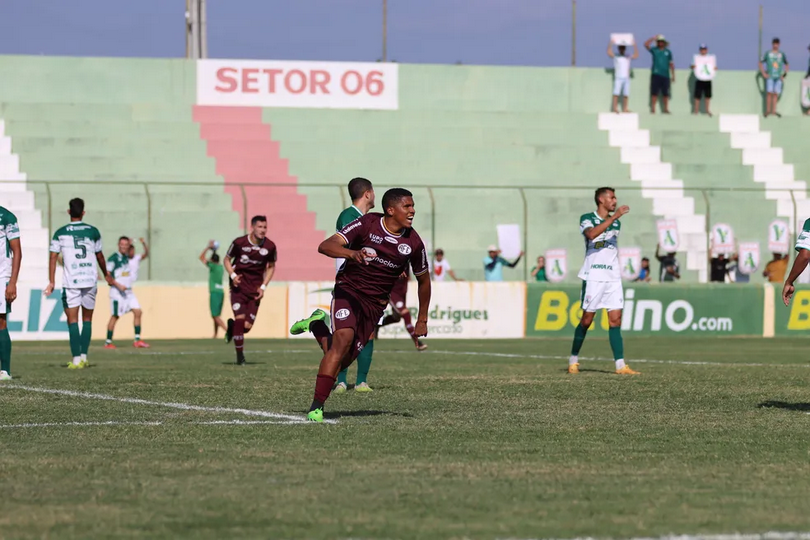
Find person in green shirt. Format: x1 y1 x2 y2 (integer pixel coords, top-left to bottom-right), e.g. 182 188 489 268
200 240 227 338
644 34 675 114
531 255 548 282
760 37 789 117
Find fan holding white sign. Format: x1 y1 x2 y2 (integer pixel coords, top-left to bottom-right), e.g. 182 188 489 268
690 44 717 116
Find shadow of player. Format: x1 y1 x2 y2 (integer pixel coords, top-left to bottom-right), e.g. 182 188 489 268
758 400 810 412
323 410 414 420
220 361 267 366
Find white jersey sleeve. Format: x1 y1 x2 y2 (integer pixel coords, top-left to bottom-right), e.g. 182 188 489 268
796 219 810 251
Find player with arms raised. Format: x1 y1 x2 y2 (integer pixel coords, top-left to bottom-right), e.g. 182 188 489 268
45 198 119 369
223 215 276 365
305 188 431 422
0 205 22 380
568 187 639 375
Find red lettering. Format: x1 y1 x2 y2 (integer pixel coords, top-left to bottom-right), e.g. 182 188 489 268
310 70 331 94
262 69 282 93
285 69 307 94
241 68 259 93
340 70 363 95
215 67 238 93
366 71 384 96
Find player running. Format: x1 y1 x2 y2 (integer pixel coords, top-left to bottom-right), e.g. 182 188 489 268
568 187 639 375
378 268 428 350
104 236 150 349
199 240 227 338
782 217 810 306
304 188 431 422
290 177 379 393
224 215 277 365
0 206 21 381
44 198 120 369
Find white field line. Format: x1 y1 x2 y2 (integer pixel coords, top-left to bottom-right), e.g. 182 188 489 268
0 384 336 424
0 419 309 429
505 533 810 540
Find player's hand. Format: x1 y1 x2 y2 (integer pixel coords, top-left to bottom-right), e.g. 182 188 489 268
414 319 428 338
783 283 795 306
208 239 215 249
139 237 146 244
256 287 265 300
232 274 242 286
5 282 16 304
43 282 55 297
352 250 369 265
763 73 770 79
614 205 630 218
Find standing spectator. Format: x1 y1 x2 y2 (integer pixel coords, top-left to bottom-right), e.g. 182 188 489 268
483 245 523 282
607 38 639 114
655 244 680 282
761 37 789 118
763 252 788 282
531 255 548 282
805 44 810 116
432 249 462 282
644 35 675 114
690 44 716 116
633 257 652 282
710 254 730 283
728 254 750 283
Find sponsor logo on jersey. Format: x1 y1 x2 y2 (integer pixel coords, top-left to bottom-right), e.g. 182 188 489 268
242 246 252 252
384 237 398 244
343 221 362 234
398 244 412 255
259 248 269 256
232 302 241 310
335 308 350 320
240 254 250 263
591 264 613 270
370 234 384 245
361 247 377 262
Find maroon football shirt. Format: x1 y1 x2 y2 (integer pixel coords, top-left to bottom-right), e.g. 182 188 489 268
335 213 428 302
225 235 277 292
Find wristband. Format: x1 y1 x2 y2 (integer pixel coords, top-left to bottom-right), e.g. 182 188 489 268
230 272 237 280
260 284 267 291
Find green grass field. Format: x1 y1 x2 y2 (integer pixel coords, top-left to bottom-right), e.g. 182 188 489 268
2 336 810 539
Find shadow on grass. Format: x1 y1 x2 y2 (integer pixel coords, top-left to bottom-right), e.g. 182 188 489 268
219 362 267 366
324 410 414 419
758 401 810 412
563 368 615 375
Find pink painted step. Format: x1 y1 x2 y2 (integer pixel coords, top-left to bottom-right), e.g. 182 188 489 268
194 105 331 281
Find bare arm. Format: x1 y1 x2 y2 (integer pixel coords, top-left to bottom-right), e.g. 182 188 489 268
414 270 432 338
199 241 214 266
760 58 768 78
631 41 639 60
584 207 629 240
139 237 149 260
5 238 21 303
44 252 58 296
256 261 276 300
783 250 810 306
644 36 655 50
223 255 242 287
670 61 676 82
319 234 366 265
784 60 789 77
607 40 615 58
448 269 463 281
96 251 121 290
506 252 524 268
531 266 540 277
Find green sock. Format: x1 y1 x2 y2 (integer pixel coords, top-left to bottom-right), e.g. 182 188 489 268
337 367 348 385
355 339 374 385
609 326 624 360
571 324 588 356
106 329 113 343
68 322 81 358
81 321 92 356
0 328 11 373
134 325 141 341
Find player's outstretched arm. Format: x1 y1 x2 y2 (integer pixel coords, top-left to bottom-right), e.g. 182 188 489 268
96 251 120 290
199 244 211 266
783 250 810 306
318 234 365 264
449 269 463 281
6 237 21 303
140 237 149 260
44 252 59 296
414 271 431 338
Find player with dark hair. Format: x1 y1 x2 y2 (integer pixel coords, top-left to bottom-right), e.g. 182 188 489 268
105 235 150 349
304 188 431 422
568 187 639 375
223 215 277 365
378 268 427 350
200 240 227 338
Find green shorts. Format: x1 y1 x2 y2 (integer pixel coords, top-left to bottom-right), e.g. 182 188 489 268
209 291 224 318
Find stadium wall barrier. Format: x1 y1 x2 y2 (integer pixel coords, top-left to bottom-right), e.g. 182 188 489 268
773 285 810 336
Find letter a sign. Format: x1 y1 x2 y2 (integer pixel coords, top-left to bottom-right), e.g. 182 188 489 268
657 219 680 251
545 249 568 283
619 247 642 280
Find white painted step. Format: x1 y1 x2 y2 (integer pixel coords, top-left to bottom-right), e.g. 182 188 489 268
764 181 807 200
0 136 11 155
620 146 660 164
719 114 759 133
608 130 649 147
682 233 708 251
687 251 709 271
0 172 26 181
754 164 794 182
14 209 43 229
742 147 783 166
631 163 673 181
19 228 49 246
645 188 685 200
673 214 706 233
0 189 35 209
652 197 694 216
730 131 771 149
0 154 20 175
598 112 639 131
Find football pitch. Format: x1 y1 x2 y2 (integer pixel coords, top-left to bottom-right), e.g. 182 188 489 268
3 337 810 539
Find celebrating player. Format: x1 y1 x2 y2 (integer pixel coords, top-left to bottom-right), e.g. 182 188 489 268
290 177 379 393
199 240 227 338
224 216 277 365
782 217 810 306
378 268 428 350
104 236 150 349
44 198 120 369
304 188 431 422
568 187 639 375
0 206 21 381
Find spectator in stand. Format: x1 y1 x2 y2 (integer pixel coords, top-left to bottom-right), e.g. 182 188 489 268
763 252 788 282
710 254 730 283
655 244 680 282
690 44 716 116
607 38 639 114
483 245 523 282
806 44 810 116
432 249 462 282
644 35 675 114
728 254 750 283
761 37 789 118
531 255 548 282
633 257 652 282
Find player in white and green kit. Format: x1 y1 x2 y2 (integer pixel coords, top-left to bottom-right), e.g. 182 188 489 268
44 198 120 369
0 206 22 380
568 187 639 375
105 236 150 349
782 217 810 307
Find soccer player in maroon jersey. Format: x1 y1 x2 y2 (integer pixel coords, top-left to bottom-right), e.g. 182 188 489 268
378 267 427 350
306 188 431 422
223 215 277 365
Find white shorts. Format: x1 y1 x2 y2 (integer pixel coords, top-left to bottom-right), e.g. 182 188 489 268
62 286 97 310
613 77 630 96
110 289 140 317
0 281 9 315
580 280 623 312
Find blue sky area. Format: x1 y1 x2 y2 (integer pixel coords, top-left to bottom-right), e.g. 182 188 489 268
1 0 808 71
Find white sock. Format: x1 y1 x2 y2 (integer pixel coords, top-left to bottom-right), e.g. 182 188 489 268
569 355 579 365
72 356 82 366
615 358 626 370
81 354 87 362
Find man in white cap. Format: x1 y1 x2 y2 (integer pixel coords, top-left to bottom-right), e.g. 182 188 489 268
483 245 523 282
690 43 716 116
644 34 675 113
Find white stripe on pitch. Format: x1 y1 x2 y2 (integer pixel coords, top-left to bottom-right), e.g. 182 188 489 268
499 533 810 540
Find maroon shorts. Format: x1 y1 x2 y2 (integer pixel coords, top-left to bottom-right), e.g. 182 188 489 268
389 280 408 310
331 285 386 361
230 288 261 323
